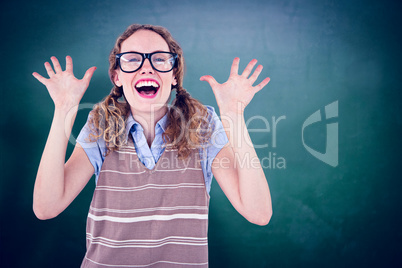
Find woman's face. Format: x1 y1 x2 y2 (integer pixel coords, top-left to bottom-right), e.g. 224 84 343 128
114 30 177 116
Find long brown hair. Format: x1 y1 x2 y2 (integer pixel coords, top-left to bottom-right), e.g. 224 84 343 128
88 24 211 158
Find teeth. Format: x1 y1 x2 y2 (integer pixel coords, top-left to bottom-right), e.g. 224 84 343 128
136 80 159 88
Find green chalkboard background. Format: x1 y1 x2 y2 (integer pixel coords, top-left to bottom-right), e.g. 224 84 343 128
1 0 401 267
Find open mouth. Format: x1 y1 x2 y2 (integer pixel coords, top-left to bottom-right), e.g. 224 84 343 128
135 80 160 98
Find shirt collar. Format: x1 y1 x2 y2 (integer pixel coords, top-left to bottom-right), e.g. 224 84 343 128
125 111 169 137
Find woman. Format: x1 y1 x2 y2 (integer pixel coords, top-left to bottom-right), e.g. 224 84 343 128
32 24 272 267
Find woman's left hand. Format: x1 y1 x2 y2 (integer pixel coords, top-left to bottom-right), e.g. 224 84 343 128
200 57 270 114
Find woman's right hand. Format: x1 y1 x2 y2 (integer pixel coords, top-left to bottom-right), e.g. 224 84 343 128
32 56 96 220
33 56 96 111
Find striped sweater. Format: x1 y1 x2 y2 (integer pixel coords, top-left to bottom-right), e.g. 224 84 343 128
81 137 210 267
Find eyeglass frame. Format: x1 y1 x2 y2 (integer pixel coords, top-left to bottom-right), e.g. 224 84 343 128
115 51 178 73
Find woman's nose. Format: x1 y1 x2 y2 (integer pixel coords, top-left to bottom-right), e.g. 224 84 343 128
140 58 154 74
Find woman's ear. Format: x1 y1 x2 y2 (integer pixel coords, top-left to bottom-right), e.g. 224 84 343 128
172 77 177 87
113 72 122 87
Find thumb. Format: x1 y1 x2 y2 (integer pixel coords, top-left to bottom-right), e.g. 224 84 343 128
82 66 97 84
200 75 219 89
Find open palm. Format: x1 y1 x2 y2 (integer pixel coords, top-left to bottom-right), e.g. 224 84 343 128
200 58 270 114
32 56 96 111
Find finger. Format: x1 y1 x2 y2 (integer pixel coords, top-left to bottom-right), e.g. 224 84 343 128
32 72 48 85
248 64 263 84
66 56 73 73
50 56 63 73
253 77 270 93
230 57 240 76
241 59 258 78
44 61 55 77
82 66 97 84
200 75 219 89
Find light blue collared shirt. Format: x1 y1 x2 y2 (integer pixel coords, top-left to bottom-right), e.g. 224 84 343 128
77 105 228 194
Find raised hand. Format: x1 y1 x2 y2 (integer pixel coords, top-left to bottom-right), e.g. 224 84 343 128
32 56 96 111
200 58 270 114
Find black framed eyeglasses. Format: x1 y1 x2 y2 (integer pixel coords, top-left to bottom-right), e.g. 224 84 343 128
116 52 178 73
